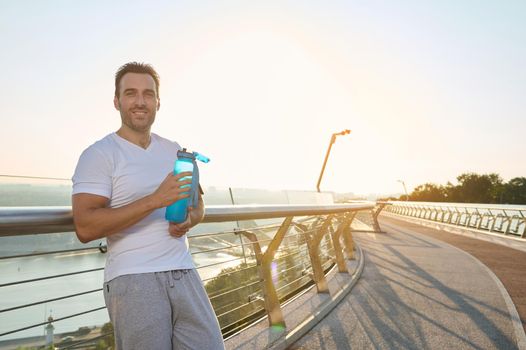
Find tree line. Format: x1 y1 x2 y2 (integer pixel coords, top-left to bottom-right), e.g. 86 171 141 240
393 173 526 204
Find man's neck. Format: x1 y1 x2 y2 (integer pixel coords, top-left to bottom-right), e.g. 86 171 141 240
116 127 151 149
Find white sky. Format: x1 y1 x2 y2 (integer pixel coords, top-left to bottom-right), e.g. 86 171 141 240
1 1 525 196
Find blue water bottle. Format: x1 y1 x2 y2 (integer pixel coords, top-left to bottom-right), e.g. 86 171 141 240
165 148 210 223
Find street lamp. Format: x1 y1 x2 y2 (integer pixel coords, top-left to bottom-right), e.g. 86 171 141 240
316 129 351 192
397 180 408 201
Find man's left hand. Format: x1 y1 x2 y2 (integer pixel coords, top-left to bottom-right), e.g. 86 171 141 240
169 207 199 237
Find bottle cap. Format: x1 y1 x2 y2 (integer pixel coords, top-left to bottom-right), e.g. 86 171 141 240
177 149 210 163
177 149 195 159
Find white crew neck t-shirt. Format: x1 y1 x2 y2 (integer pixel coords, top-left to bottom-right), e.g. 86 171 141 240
72 132 195 282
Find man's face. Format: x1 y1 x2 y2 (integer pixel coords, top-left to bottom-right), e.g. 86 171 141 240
114 72 160 133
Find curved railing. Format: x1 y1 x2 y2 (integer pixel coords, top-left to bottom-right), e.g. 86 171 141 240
0 203 375 349
384 201 526 238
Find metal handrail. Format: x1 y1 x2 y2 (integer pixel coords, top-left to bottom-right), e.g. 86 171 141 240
0 203 373 236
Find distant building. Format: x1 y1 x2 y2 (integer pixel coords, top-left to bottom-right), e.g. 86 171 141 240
45 315 54 346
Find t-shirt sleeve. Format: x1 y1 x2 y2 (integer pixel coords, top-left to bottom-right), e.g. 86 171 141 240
72 146 112 198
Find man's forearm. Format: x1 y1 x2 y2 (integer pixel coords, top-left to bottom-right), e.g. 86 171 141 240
74 194 159 243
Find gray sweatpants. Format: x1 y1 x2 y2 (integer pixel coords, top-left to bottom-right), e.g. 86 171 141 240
103 269 225 350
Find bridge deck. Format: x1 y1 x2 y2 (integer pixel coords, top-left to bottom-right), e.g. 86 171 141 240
289 215 526 350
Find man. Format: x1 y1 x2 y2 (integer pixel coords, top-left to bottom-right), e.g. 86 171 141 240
72 62 224 350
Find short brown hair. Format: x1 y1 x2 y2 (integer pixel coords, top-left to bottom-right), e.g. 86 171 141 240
114 62 160 97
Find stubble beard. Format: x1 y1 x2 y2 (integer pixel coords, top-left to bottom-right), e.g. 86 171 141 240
120 106 156 133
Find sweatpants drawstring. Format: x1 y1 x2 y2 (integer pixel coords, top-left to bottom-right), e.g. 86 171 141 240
169 271 174 288
169 270 189 288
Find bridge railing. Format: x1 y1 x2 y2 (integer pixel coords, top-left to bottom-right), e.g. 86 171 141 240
0 202 374 349
384 201 526 239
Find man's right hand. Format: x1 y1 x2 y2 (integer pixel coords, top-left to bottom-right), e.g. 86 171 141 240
150 171 193 209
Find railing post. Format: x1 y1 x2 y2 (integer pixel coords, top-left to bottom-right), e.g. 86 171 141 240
520 211 526 238
330 214 354 272
495 213 504 232
235 228 249 265
502 210 511 234
489 214 496 232
372 202 387 233
480 213 489 230
305 216 333 293
439 208 445 222
448 209 454 224
342 212 356 260
465 210 471 227
509 214 520 235
476 209 483 229
236 216 293 329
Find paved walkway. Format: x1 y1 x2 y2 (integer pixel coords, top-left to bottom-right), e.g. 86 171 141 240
290 215 526 349
380 214 526 334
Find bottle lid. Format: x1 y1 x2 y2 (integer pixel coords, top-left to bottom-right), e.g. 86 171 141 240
177 149 195 160
177 148 210 163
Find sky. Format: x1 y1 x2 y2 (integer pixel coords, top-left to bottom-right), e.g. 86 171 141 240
1 0 525 197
